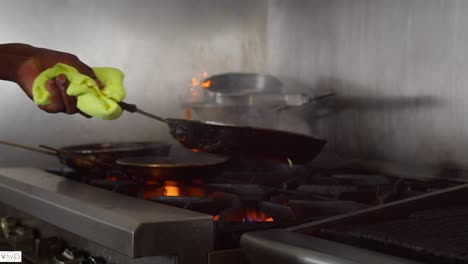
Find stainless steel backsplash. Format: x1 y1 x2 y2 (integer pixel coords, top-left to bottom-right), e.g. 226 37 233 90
268 0 468 168
2 0 465 170
0 0 267 166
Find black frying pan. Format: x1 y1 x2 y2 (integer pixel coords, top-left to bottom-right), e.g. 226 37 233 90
0 141 229 180
119 102 326 163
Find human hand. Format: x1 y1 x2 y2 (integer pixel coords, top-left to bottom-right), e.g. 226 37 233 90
10 44 100 114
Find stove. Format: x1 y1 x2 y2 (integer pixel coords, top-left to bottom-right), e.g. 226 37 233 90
242 181 468 264
0 154 462 264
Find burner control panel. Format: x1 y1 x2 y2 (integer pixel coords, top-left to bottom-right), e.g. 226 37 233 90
0 216 106 264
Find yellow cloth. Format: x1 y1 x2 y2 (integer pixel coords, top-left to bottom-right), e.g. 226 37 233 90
32 63 126 120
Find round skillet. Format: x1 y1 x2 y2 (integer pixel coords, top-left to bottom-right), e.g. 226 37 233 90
59 142 171 170
0 141 172 174
116 150 229 180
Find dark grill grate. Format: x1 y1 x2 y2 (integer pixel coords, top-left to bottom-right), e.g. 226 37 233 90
319 206 468 264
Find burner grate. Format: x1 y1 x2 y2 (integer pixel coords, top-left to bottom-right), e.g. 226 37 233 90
46 162 461 251
319 205 468 264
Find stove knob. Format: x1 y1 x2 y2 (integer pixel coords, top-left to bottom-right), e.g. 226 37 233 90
8 226 34 252
0 217 16 239
34 237 65 263
52 248 87 264
81 256 106 264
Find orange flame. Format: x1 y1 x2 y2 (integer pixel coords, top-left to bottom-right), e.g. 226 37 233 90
191 77 200 87
188 71 208 102
243 209 274 222
185 108 192 120
201 80 211 89
142 180 207 199
142 187 162 200
163 180 180 197
106 176 119 182
187 187 205 197
164 186 180 196
213 215 220 222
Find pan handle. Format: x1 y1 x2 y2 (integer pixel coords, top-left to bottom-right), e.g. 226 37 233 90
0 140 57 156
118 101 138 112
119 102 168 123
39 145 122 170
275 92 336 112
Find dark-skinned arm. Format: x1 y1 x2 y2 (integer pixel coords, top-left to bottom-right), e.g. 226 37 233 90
0 43 99 114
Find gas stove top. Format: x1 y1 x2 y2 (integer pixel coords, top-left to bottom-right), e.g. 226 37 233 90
47 156 461 250
242 180 468 264
0 155 462 264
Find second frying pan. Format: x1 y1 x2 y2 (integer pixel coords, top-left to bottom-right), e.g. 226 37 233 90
0 141 229 180
116 149 229 180
0 141 171 174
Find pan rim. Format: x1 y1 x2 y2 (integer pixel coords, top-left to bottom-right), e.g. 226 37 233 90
115 154 229 168
60 141 171 154
201 72 283 96
167 118 326 142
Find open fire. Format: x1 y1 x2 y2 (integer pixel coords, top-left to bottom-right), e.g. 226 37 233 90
185 71 209 119
141 180 205 199
242 208 273 222
201 79 211 89
187 71 208 103
163 180 180 196
213 208 274 223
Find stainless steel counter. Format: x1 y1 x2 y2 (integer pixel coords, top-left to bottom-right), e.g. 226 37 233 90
0 168 213 264
241 229 422 264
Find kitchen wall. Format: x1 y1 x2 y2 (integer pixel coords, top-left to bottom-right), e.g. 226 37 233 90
3 0 465 169
0 0 268 166
268 0 468 167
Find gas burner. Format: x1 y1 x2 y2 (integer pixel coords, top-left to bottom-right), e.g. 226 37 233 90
45 160 461 251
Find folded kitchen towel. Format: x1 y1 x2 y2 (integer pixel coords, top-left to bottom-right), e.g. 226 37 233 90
32 63 126 120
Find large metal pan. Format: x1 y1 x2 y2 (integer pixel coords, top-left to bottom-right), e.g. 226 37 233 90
119 103 326 163
200 73 282 95
183 93 335 128
199 73 334 108
0 141 171 174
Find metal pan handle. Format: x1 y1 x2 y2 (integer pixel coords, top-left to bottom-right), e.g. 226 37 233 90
0 141 57 156
38 145 122 170
119 102 168 123
276 92 336 112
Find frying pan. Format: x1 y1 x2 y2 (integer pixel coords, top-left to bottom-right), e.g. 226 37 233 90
116 149 229 180
199 73 333 109
118 103 326 163
0 141 171 174
0 141 229 180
